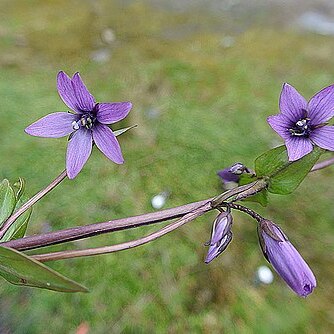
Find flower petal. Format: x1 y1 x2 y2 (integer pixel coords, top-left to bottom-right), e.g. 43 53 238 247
279 83 307 122
310 125 334 151
25 112 76 138
267 114 291 140
57 71 81 113
66 129 93 179
308 84 334 124
285 137 313 161
92 123 124 164
96 102 132 124
71 72 96 112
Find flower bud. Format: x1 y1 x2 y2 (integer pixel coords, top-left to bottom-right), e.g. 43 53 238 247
205 210 233 264
217 163 252 185
258 219 316 297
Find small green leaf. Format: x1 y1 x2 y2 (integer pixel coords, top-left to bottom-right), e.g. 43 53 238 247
12 178 26 201
0 198 32 242
255 145 288 177
0 180 16 226
114 124 137 137
238 174 268 206
0 246 88 292
269 147 323 194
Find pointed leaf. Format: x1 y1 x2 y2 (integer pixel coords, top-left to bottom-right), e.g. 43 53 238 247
0 180 16 226
12 178 26 201
0 198 32 242
255 145 288 177
0 246 88 292
269 147 323 194
113 124 137 137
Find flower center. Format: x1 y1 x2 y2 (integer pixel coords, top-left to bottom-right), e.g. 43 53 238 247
72 113 96 130
289 118 311 137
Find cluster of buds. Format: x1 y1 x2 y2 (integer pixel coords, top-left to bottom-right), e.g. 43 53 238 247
205 209 316 297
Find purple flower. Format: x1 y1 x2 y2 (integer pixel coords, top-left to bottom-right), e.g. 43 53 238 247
258 219 316 297
25 71 132 179
217 162 248 184
267 83 334 161
205 210 233 264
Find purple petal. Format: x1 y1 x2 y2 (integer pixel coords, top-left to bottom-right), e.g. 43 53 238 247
96 102 132 124
57 71 81 113
285 137 313 161
217 168 239 183
71 72 95 112
267 114 291 140
308 84 334 125
92 123 124 164
66 129 93 179
310 125 334 151
25 112 76 138
279 83 307 122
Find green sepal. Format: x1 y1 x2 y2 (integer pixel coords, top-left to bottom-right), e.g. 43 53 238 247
0 180 16 227
0 246 88 292
113 124 137 137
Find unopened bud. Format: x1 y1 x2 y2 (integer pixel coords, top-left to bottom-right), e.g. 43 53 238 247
257 219 316 297
205 210 233 264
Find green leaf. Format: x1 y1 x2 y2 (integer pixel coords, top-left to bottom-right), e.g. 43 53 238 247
12 178 26 201
0 198 32 242
255 145 288 177
113 124 137 137
238 174 268 206
0 246 88 292
0 180 16 226
269 147 323 194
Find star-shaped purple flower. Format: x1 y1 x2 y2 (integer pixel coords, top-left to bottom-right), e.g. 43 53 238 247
25 71 132 179
267 83 334 161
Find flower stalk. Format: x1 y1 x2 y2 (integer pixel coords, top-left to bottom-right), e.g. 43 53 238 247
0 169 67 239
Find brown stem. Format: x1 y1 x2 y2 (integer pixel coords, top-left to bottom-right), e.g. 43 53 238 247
4 180 260 251
3 198 211 251
0 170 67 239
3 155 333 253
32 201 212 262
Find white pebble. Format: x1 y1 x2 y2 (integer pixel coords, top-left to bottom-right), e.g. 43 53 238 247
256 265 274 284
151 192 169 209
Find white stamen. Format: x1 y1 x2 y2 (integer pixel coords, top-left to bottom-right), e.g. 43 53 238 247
72 121 80 130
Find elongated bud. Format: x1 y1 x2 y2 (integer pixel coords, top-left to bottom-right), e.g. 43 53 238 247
205 210 233 264
258 219 316 297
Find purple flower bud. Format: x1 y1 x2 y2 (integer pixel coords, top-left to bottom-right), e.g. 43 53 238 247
258 219 316 297
205 210 233 264
217 163 251 185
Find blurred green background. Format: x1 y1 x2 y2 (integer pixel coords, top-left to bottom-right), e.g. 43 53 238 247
1 0 334 333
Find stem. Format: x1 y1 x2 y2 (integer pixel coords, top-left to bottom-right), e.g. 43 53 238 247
3 198 211 251
0 170 67 239
3 155 333 252
4 180 260 251
311 156 334 172
223 202 264 222
32 201 212 262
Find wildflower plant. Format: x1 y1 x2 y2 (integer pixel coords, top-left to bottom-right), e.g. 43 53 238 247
0 74 333 297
